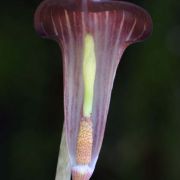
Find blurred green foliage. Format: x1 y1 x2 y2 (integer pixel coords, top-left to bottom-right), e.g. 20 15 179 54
0 0 180 180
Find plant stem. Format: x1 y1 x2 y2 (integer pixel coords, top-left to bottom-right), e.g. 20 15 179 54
55 125 71 180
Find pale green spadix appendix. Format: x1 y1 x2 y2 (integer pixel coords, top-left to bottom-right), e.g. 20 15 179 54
82 34 96 117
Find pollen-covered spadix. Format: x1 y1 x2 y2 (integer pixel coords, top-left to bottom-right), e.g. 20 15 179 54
34 0 152 179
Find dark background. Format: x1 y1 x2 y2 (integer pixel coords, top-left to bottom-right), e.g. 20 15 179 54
0 0 180 180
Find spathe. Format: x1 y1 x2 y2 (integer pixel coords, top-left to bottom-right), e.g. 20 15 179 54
34 0 152 179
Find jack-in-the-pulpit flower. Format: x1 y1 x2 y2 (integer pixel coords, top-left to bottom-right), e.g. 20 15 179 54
34 0 152 179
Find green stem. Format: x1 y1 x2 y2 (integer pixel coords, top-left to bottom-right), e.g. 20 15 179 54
55 125 71 180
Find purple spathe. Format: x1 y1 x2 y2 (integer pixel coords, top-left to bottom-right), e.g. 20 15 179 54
34 0 152 179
